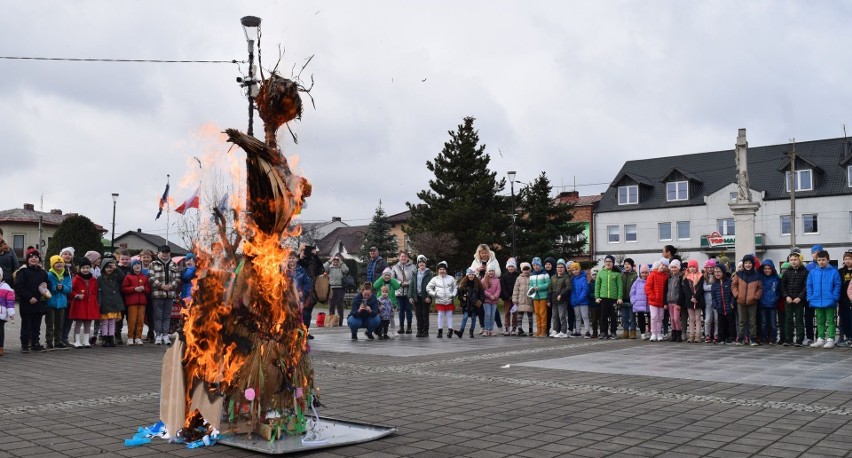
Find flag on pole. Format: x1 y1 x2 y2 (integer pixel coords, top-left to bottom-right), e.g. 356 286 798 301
175 187 200 215
155 182 170 220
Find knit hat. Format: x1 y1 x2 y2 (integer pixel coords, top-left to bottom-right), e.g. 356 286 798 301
505 257 517 269
184 253 196 261
49 255 63 267
520 262 532 271
466 268 476 275
437 261 448 270
131 259 142 268
27 249 41 260
159 245 171 253
687 259 699 270
704 259 717 269
556 258 566 266
788 252 802 259
669 259 681 269
416 254 427 264
716 264 727 274
623 258 635 267
652 261 661 271
102 257 116 269
639 264 650 274
531 257 542 267
810 244 824 254
60 246 75 256
84 250 101 263
604 255 615 263
382 267 392 276
659 258 670 267
78 258 92 268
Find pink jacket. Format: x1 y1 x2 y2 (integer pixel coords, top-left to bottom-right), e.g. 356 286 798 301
482 276 501 304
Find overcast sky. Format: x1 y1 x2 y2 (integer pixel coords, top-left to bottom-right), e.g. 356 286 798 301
2 1 851 244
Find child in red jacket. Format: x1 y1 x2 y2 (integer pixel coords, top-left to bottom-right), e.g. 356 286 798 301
645 259 669 341
68 258 99 348
121 260 150 345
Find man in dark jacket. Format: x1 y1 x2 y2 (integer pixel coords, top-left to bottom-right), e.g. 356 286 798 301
781 252 808 346
298 245 324 339
0 229 19 286
364 246 388 285
14 250 48 353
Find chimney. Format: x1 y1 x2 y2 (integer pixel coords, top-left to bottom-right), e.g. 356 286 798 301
557 191 580 203
23 203 35 211
331 216 342 222
50 209 62 215
137 228 143 233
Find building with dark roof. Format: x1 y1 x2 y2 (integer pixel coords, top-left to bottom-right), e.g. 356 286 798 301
594 136 852 265
0 203 106 257
316 225 368 261
113 229 188 255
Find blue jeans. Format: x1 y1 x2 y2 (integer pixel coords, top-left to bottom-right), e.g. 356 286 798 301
347 314 380 337
152 298 173 335
759 307 777 342
483 303 497 331
397 295 413 329
621 304 635 332
459 310 476 333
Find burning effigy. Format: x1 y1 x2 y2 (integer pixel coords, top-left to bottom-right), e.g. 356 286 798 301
157 65 316 446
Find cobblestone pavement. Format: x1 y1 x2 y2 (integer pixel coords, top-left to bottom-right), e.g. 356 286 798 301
2 315 852 457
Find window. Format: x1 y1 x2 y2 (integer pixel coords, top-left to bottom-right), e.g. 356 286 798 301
717 218 735 236
848 166 852 188
607 225 620 243
803 214 818 234
785 169 813 192
666 181 688 201
618 185 638 205
780 215 791 236
625 224 637 242
677 221 690 240
658 222 672 241
12 235 24 258
729 192 738 202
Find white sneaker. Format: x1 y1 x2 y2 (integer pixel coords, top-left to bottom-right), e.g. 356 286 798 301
802 338 812 346
651 334 659 342
810 338 825 348
155 335 163 345
162 335 172 346
556 332 567 339
641 333 647 340
823 338 835 349
73 336 83 348
135 338 144 345
549 330 558 338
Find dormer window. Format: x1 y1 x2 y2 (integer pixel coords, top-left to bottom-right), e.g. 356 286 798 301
785 169 812 192
618 185 638 205
666 181 688 201
848 165 852 188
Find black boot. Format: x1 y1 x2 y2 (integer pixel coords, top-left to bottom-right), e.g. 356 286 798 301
437 329 443 338
102 336 111 347
469 329 475 338
454 330 463 338
447 329 453 339
406 325 412 334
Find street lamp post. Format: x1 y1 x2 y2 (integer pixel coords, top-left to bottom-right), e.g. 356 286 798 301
111 193 119 251
240 16 262 137
507 170 517 259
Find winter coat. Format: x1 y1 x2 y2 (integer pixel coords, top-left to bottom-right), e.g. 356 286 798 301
457 277 483 314
780 265 808 302
512 274 533 312
0 281 15 321
732 268 763 306
645 270 668 308
323 261 350 288
528 268 550 300
0 247 19 285
409 268 434 300
69 274 100 321
549 274 572 306
595 268 622 301
349 292 379 318
391 260 417 296
499 270 520 302
806 265 841 308
622 270 638 303
181 265 196 300
98 273 125 314
711 278 735 315
365 256 388 284
373 277 402 307
121 272 150 306
426 274 457 304
630 278 648 313
681 276 700 310
470 253 502 279
149 258 180 299
287 264 313 304
838 266 852 308
693 276 714 311
760 260 781 309
570 271 589 306
47 270 72 309
587 279 597 308
665 276 685 307
482 276 502 304
14 265 48 314
377 296 393 320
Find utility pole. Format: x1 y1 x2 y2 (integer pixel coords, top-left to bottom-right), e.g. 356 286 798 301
788 139 797 253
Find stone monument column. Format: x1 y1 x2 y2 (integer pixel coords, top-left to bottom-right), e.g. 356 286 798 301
728 128 761 261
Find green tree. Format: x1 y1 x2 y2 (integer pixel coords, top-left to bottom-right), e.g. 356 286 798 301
406 116 509 272
358 202 396 279
514 172 586 261
45 215 104 262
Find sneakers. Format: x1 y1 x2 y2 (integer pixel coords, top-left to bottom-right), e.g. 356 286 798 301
549 330 558 338
640 333 646 340
135 338 144 345
824 338 836 349
810 338 825 348
162 335 172 347
155 335 163 345
749 340 759 347
516 329 527 337
802 338 812 346
556 332 567 339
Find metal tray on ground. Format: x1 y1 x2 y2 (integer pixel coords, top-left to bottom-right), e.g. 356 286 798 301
217 416 397 454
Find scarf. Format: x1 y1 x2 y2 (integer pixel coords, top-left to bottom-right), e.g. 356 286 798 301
50 266 65 281
78 272 93 281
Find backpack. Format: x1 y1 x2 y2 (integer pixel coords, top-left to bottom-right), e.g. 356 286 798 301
314 275 331 303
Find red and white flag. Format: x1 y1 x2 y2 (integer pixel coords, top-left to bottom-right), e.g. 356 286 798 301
174 188 200 215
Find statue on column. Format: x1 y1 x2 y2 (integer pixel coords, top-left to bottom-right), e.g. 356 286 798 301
735 128 751 202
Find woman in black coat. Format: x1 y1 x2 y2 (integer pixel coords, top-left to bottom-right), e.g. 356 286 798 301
14 250 48 352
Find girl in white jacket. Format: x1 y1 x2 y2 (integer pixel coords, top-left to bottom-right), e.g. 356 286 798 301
427 261 457 338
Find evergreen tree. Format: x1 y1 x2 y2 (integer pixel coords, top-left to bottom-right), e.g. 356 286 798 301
358 202 396 279
45 215 105 262
406 116 508 272
514 172 586 261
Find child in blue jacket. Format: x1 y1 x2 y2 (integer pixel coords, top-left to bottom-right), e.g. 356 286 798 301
759 260 780 345
807 250 841 349
569 262 590 337
711 265 736 344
